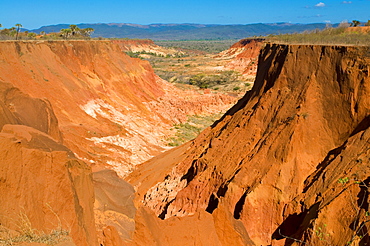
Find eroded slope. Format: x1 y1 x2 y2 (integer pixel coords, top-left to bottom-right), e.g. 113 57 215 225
0 40 235 177
216 38 264 79
0 81 97 245
128 44 370 245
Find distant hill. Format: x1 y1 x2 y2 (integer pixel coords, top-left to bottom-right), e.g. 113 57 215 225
30 23 330 40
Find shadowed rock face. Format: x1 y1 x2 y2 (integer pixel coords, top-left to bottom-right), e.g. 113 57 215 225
0 82 62 142
93 169 136 243
128 44 370 245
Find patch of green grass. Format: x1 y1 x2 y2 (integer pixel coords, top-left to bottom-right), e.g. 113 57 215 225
155 40 238 54
167 113 223 146
188 71 242 89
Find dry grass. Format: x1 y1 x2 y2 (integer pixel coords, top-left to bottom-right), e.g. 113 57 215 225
0 210 71 245
266 27 370 46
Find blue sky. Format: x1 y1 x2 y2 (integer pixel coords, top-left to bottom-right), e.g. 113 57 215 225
1 0 370 29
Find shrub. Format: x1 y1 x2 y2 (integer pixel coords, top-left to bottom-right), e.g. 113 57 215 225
167 113 223 146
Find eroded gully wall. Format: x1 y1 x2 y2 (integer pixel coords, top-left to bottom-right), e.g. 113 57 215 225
128 44 370 245
0 40 235 177
0 81 97 245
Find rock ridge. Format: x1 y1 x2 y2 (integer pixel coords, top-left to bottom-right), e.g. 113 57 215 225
128 43 370 245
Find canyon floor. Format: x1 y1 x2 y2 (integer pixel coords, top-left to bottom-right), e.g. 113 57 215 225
123 39 259 94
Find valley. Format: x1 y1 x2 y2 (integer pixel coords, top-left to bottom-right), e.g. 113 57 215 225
0 33 369 246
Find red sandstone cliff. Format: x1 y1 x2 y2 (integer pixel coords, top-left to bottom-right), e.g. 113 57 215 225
2 39 369 245
113 39 183 57
0 81 97 245
0 40 235 245
216 38 264 79
128 44 370 245
0 40 235 177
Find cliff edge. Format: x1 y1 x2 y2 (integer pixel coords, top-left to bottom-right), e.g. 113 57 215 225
128 44 370 245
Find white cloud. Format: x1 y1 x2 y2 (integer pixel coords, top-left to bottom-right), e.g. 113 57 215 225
315 2 326 7
341 1 352 4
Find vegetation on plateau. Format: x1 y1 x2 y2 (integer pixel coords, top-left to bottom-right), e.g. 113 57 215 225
0 24 94 40
155 40 238 54
266 20 370 45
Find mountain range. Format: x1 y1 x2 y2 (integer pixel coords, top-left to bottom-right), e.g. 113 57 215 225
30 22 331 40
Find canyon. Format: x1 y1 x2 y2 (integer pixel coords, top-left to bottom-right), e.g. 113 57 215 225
0 39 369 246
0 40 235 177
128 44 370 245
0 40 235 245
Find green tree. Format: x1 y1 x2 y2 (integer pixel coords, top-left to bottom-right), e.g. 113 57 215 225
0 24 2 28
60 28 72 39
40 31 46 36
350 20 361 27
9 27 17 37
69 24 80 36
365 20 370 26
81 27 94 38
15 23 22 40
27 32 36 39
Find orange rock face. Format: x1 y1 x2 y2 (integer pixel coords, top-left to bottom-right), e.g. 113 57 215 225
216 38 264 78
3 39 369 245
113 39 183 57
0 40 235 245
0 81 97 245
0 41 235 177
345 26 370 33
128 44 370 245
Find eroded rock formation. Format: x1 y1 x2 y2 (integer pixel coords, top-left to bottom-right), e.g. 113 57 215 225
216 38 265 79
0 40 235 245
2 39 369 245
0 40 235 177
128 44 370 245
114 39 183 57
0 81 97 245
